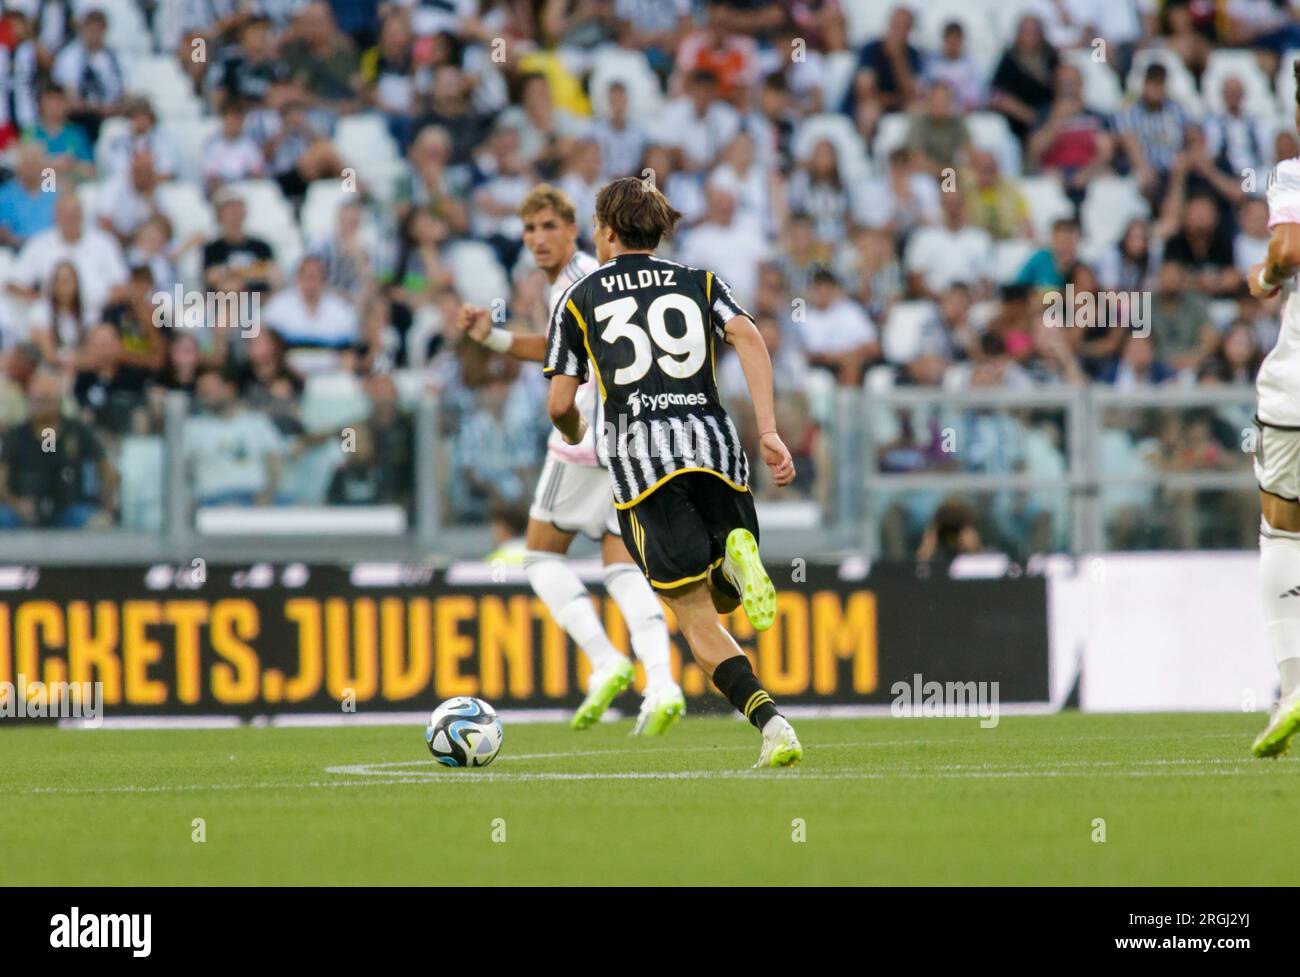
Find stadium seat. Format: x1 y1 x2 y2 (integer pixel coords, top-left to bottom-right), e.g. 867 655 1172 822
299 372 371 434
301 180 351 242
793 114 871 183
117 435 164 533
1201 49 1275 118
1064 49 1124 114
967 112 1022 177
403 306 443 370
170 116 221 183
75 181 99 230
882 301 937 364
1125 47 1202 115
1017 175 1074 240
126 55 199 117
871 112 910 162
915 2 1002 77
334 113 399 166
93 116 132 175
156 181 216 242
444 240 510 308
103 0 152 56
588 47 664 120
993 237 1036 284
1080 176 1150 248
841 0 891 47
820 51 858 118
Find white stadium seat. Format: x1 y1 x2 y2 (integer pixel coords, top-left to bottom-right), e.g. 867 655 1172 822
882 300 937 364
1201 49 1275 118
156 181 215 242
1080 176 1150 248
588 47 664 121
1126 47 1202 115
1064 49 1124 114
445 240 509 308
1017 175 1074 240
967 112 1022 178
793 113 871 183
993 237 1036 284
334 113 399 166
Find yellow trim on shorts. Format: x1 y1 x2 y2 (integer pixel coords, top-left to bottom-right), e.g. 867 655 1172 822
615 467 749 510
648 557 725 592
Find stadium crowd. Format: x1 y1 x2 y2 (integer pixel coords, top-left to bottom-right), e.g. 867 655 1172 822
0 0 1287 552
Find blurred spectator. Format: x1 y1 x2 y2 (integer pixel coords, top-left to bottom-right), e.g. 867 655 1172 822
962 147 1031 241
50 9 125 142
787 138 853 241
923 21 986 111
674 9 760 101
904 188 993 298
1147 261 1216 374
1115 62 1187 203
1016 217 1081 289
659 68 740 172
0 367 117 529
1203 75 1271 178
1163 193 1240 297
102 97 177 179
795 268 880 386
280 1 361 114
1027 62 1115 206
678 184 770 308
309 200 375 296
27 261 92 367
905 80 970 176
843 5 920 114
22 84 94 183
0 143 56 248
72 324 151 435
203 192 279 295
6 195 127 311
593 80 647 180
1235 196 1270 274
262 255 360 375
990 13 1058 143
94 150 163 245
855 146 940 235
182 365 285 507
1097 333 1176 386
202 102 267 190
916 498 982 563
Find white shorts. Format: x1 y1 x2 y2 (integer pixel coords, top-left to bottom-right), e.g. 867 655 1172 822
1256 421 1300 538
529 455 619 540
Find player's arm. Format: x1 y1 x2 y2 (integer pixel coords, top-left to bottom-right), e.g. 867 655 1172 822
1251 223 1300 298
542 289 590 445
724 314 796 487
455 303 547 362
547 374 586 445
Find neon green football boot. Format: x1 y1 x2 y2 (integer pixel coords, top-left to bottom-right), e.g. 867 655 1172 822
723 528 776 631
571 657 634 730
754 716 803 768
1252 690 1300 757
631 685 686 736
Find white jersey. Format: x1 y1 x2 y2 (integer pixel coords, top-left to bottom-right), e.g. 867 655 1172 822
546 250 602 466
1260 157 1300 426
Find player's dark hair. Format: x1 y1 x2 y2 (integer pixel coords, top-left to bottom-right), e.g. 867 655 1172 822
595 177 683 251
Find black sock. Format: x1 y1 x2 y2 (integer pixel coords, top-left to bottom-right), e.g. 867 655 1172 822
712 655 780 729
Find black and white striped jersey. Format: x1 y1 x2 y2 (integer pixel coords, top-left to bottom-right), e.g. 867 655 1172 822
543 252 751 509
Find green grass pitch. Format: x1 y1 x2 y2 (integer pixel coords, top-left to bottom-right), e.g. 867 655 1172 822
1 712 1295 885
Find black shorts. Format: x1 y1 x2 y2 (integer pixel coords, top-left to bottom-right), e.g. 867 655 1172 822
617 471 759 591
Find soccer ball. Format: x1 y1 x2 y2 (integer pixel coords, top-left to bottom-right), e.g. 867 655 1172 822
425 696 504 768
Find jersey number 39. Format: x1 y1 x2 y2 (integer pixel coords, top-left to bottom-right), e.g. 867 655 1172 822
595 295 706 384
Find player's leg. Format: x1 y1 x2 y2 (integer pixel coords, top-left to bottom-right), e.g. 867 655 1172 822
1253 423 1300 757
699 476 776 631
525 459 632 730
601 530 684 735
621 475 800 766
660 580 801 768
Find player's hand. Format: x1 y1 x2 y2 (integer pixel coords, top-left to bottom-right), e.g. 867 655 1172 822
562 415 588 446
455 304 493 342
760 432 796 487
1248 263 1281 299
